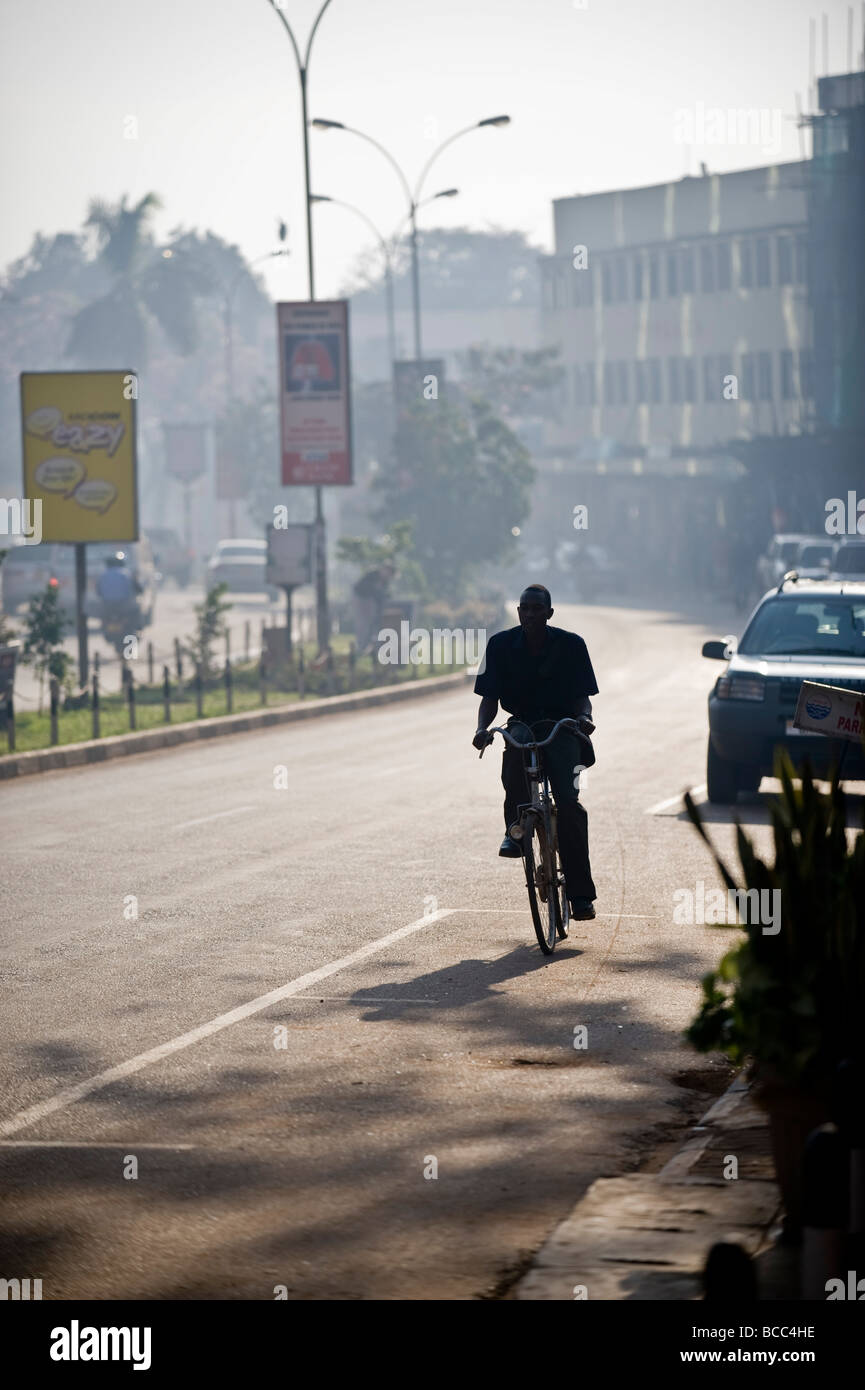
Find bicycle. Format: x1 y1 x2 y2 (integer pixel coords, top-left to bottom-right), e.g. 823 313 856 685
479 716 594 955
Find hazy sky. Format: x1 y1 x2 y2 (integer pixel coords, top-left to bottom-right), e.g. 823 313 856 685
1 0 861 301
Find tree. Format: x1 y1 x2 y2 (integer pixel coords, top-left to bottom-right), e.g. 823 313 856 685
184 583 233 679
342 226 542 314
336 520 426 596
376 397 534 601
20 583 71 711
456 345 565 419
65 194 213 368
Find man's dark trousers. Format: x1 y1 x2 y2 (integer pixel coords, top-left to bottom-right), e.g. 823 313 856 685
501 719 596 902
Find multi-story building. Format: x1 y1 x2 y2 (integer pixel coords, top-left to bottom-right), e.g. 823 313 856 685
534 162 816 592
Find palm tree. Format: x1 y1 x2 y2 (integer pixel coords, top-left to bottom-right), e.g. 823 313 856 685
66 193 213 368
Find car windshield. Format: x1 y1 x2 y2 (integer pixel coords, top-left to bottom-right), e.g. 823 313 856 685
740 597 865 657
217 544 264 558
797 544 833 567
834 547 865 575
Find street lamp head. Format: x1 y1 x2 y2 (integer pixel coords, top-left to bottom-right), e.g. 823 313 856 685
309 194 332 203
478 114 511 128
311 118 345 130
434 188 459 199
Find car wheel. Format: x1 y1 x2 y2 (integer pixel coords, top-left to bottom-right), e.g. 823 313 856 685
737 763 762 794
707 739 742 803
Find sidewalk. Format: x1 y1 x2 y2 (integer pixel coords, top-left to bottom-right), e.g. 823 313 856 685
515 1076 798 1300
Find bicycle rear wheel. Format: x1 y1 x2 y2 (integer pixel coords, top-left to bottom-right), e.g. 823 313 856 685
523 815 561 954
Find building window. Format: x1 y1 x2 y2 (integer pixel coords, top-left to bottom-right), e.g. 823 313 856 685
633 255 643 299
602 262 613 304
757 351 773 400
603 361 616 404
700 244 715 292
780 349 796 399
683 359 697 402
795 235 808 284
738 239 753 288
615 258 628 300
703 355 716 401
716 241 731 291
666 252 679 296
648 254 660 298
741 352 756 401
777 236 794 284
668 357 682 403
680 247 695 294
718 353 734 395
799 349 815 398
755 236 771 286
617 361 629 403
649 358 662 403
635 360 648 403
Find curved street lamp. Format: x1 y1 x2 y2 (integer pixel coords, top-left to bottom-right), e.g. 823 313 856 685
311 115 509 357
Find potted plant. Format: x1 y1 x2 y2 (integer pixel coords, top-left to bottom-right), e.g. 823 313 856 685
683 751 865 1238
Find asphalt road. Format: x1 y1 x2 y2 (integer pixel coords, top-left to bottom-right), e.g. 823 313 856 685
2 596 854 1300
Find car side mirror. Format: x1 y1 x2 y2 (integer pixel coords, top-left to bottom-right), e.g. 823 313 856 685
702 639 730 660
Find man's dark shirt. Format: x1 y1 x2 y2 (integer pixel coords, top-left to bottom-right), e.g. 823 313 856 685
474 625 598 723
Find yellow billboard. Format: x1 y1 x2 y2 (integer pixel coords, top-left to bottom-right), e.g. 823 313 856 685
20 370 138 543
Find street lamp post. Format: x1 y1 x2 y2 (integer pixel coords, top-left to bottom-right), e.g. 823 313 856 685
311 115 510 359
266 0 334 651
311 195 398 369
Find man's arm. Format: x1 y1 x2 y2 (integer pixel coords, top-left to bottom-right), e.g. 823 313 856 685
472 695 498 749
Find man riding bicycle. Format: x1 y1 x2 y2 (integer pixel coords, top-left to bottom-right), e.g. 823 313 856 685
472 584 598 921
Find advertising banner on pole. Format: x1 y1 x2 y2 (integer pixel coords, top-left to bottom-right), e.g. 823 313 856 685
277 300 352 486
20 370 138 543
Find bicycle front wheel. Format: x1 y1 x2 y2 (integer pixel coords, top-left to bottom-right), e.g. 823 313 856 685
523 816 561 954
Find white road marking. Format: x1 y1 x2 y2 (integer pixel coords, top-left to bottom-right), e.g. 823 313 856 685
0 1141 195 1149
174 805 255 829
644 784 706 816
0 908 457 1140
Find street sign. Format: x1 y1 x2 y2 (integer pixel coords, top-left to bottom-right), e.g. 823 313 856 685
164 423 208 483
266 523 313 588
20 370 138 543
277 300 352 485
793 681 864 742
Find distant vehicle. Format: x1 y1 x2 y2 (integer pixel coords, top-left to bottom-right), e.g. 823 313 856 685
701 577 865 802
206 539 278 599
87 539 157 626
148 527 193 588
830 540 865 579
755 533 819 593
0 542 74 615
795 540 835 579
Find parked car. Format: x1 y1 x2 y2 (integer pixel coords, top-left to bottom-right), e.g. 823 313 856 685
830 540 865 579
701 577 865 801
148 527 193 588
205 539 278 599
755 533 820 592
795 539 835 579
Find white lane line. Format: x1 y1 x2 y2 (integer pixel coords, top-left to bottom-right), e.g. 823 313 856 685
0 908 457 1140
174 806 255 829
0 1141 196 1149
644 784 706 816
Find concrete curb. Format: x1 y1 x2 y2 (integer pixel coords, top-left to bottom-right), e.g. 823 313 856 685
0 668 474 780
514 1074 782 1300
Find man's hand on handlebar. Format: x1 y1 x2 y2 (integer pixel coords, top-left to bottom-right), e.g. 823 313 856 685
472 728 494 752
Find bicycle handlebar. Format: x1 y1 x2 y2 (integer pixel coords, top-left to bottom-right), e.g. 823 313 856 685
478 716 593 758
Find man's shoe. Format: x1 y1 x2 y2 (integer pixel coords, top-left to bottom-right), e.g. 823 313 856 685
498 835 522 858
570 897 596 920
